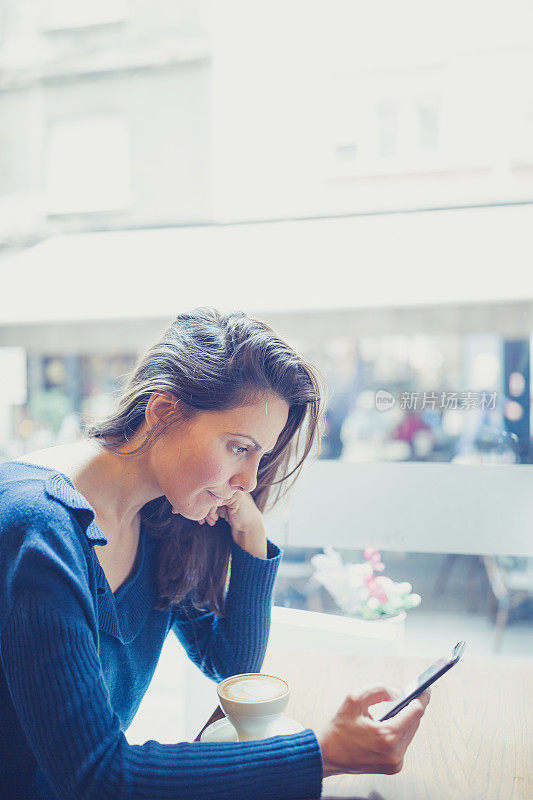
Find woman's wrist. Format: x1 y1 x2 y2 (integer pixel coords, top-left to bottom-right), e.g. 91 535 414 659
317 733 337 778
231 524 267 559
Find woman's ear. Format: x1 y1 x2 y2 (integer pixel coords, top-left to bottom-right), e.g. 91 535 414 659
145 391 177 431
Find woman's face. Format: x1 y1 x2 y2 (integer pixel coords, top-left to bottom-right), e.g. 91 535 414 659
146 392 290 520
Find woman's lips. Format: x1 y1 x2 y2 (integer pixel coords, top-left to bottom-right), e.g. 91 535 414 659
208 491 230 503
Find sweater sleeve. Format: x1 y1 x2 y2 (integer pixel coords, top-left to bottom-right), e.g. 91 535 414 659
0 494 324 800
170 536 282 681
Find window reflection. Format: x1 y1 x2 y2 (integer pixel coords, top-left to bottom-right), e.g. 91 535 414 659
315 332 529 465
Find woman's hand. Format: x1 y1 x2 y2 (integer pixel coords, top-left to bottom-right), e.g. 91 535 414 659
198 491 267 559
317 685 431 778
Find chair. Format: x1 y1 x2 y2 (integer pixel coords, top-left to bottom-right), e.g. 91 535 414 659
482 556 533 652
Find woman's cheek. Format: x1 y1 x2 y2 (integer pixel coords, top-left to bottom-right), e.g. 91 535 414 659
200 455 230 486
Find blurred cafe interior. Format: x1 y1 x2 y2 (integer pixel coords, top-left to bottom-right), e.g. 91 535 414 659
0 0 531 761
1 204 532 669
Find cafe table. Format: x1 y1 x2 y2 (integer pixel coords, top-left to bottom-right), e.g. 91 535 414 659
196 647 533 800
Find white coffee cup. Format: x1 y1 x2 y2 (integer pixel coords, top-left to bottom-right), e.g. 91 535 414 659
217 673 290 741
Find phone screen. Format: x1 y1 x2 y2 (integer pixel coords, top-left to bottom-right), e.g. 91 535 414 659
377 641 466 722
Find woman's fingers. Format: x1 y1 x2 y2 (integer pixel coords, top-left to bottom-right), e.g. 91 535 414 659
319 683 429 778
198 505 218 525
351 685 401 715
388 689 431 731
205 506 219 525
385 691 430 749
199 503 233 526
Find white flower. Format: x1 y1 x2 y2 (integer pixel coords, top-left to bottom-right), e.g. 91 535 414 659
395 582 412 596
346 563 371 588
358 587 370 601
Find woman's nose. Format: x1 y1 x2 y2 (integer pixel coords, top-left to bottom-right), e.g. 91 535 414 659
231 464 258 494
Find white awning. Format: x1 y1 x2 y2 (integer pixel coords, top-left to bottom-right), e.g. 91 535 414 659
1 203 533 326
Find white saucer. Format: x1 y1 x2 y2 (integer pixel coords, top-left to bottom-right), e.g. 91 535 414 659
200 714 304 742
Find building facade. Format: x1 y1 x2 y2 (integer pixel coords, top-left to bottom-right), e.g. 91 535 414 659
0 0 213 257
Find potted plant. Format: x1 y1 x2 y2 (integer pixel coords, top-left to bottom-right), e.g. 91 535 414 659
310 546 421 621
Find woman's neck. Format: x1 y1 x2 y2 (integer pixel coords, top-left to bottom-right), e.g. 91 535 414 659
21 437 162 538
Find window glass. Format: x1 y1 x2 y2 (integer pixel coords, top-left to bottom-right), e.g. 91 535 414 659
46 115 132 215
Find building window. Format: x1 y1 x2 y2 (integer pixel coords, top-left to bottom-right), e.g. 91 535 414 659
377 98 440 162
335 144 358 163
418 100 440 154
377 100 399 159
45 115 132 215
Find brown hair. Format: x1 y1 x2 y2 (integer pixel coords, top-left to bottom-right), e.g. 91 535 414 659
85 307 326 616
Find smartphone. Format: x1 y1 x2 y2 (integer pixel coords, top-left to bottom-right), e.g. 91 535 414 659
377 640 467 722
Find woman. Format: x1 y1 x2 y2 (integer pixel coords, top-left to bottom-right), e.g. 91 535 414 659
0 307 429 800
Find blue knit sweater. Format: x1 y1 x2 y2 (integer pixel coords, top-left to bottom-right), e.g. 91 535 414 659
0 461 323 800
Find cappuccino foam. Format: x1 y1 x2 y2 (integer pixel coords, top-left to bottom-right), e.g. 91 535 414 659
220 675 287 702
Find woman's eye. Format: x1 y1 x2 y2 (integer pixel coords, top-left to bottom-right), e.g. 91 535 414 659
230 444 248 455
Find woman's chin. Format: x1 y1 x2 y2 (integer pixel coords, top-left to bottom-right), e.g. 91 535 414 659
170 496 211 520
173 507 204 522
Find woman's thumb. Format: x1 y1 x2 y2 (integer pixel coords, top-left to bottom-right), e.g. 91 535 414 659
350 685 400 713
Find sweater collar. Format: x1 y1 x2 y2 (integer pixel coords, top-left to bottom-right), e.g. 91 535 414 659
45 468 160 642
44 471 107 545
